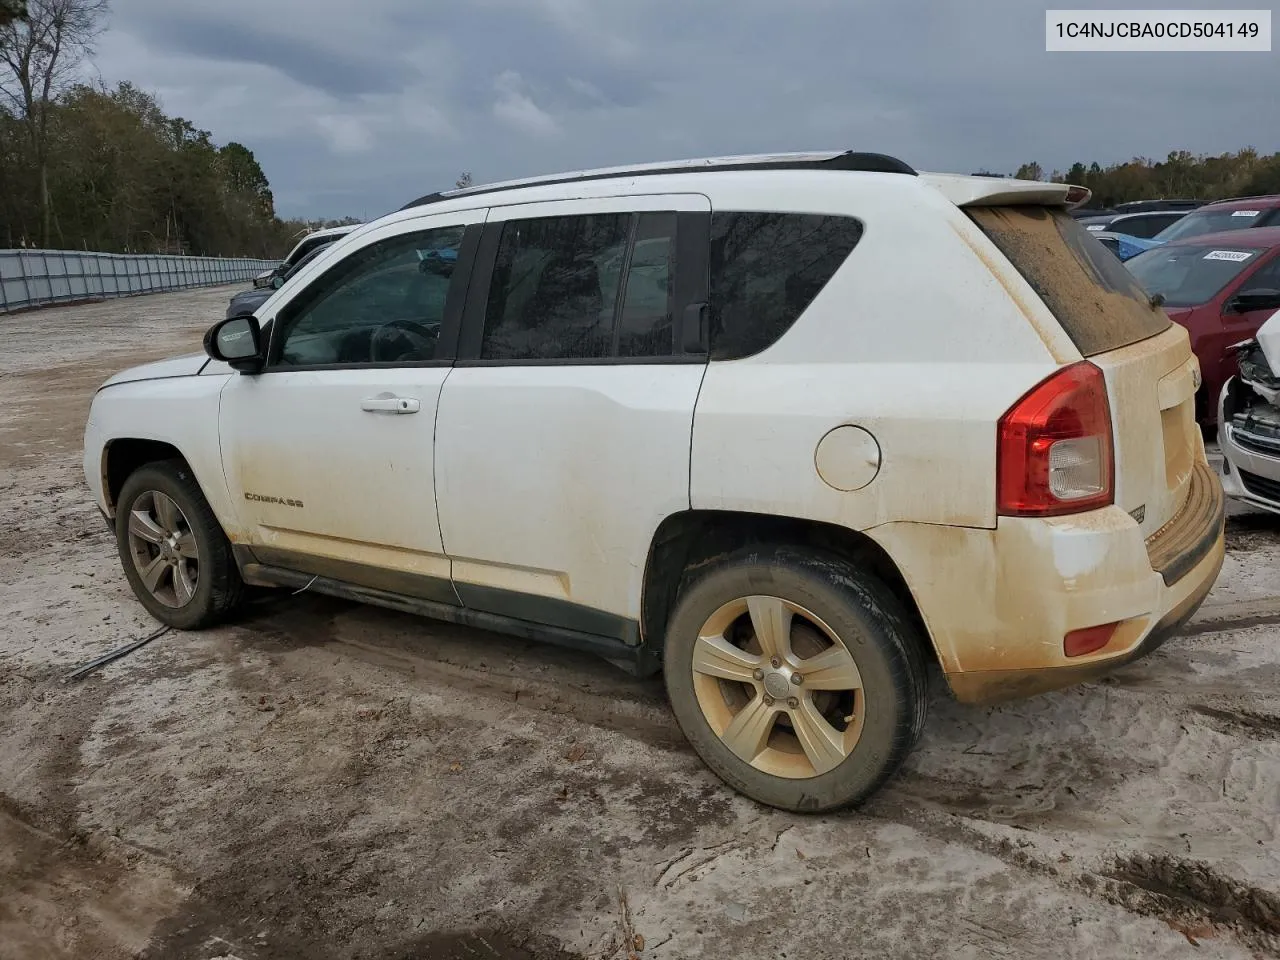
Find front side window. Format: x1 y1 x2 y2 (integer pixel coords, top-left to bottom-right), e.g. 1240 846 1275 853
707 212 863 360
480 212 677 361
1238 255 1280 295
273 226 463 367
1127 243 1269 307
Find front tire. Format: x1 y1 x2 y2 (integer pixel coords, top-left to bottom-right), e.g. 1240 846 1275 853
115 459 245 629
663 546 927 812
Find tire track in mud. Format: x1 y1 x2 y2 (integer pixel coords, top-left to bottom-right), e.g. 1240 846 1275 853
868 627 1280 955
1186 704 1280 741
228 602 1280 957
872 781 1280 955
1091 854 1280 954
228 599 686 752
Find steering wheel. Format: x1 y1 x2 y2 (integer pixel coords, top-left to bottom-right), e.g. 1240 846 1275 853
370 318 438 362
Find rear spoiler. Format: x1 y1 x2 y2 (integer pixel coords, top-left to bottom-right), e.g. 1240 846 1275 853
920 173 1092 211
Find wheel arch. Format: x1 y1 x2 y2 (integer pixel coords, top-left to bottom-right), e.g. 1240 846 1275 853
102 438 191 516
640 510 940 670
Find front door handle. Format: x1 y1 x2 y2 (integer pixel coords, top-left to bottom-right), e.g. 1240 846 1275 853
361 395 420 414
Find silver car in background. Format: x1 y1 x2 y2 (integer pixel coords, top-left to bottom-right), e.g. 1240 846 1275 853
1220 308 1280 512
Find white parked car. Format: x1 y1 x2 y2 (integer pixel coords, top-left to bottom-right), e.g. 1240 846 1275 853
83 151 1225 811
1219 307 1280 511
251 223 362 289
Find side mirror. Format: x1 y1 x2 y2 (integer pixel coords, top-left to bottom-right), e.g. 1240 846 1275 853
203 315 265 373
271 275 285 290
1227 289 1280 314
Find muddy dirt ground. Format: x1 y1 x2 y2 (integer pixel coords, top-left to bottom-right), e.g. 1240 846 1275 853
2 287 1279 960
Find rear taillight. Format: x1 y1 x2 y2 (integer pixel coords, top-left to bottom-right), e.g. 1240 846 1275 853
998 361 1114 517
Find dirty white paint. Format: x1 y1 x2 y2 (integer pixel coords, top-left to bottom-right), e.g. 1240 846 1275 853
84 165 1222 708
813 424 881 492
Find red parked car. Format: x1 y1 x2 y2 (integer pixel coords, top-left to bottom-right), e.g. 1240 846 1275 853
1127 227 1280 425
1152 195 1280 243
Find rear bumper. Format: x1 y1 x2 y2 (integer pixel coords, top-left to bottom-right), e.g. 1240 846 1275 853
945 532 1222 702
870 459 1226 704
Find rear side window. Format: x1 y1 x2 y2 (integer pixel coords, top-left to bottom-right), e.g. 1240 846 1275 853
708 212 863 360
968 206 1171 357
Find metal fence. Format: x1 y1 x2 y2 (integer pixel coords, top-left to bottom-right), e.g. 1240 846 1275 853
0 248 278 314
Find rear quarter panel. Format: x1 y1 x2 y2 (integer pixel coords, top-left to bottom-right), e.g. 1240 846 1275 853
690 175 1071 530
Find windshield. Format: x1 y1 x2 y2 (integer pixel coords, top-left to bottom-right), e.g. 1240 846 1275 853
1155 207 1270 242
1128 243 1267 307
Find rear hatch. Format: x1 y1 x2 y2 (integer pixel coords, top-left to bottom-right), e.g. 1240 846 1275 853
966 204 1201 542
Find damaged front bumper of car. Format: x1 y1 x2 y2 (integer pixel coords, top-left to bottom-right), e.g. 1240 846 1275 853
1219 320 1280 514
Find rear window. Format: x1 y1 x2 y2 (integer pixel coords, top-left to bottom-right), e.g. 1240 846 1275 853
708 212 863 360
1127 243 1268 307
967 206 1171 356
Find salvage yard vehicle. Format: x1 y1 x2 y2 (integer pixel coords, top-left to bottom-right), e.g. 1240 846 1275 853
83 152 1225 812
226 243 337 319
250 223 362 289
1079 210 1190 238
1150 195 1280 245
1092 230 1162 261
1219 308 1280 512
1127 228 1280 425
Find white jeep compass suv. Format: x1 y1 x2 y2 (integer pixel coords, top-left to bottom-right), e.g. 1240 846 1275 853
83 151 1225 812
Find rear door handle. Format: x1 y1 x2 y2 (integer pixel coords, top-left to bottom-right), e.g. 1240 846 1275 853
361 396 420 414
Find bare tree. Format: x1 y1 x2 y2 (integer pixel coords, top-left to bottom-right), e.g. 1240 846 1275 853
0 0 108 245
455 171 473 189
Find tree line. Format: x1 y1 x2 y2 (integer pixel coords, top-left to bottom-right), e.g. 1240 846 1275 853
0 0 311 257
999 149 1280 208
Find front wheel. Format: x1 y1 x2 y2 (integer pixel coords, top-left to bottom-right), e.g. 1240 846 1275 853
115 460 245 630
663 547 928 812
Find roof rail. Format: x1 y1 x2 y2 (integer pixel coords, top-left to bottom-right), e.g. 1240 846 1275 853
399 150 917 211
1205 194 1280 205
1113 198 1202 212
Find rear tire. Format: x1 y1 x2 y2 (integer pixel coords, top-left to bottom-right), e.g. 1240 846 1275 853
115 459 245 629
663 545 927 812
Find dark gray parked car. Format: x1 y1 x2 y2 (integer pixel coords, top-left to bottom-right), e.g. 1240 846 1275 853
1078 209 1192 239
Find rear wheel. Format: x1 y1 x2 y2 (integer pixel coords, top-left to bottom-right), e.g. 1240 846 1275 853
115 460 244 629
663 546 927 812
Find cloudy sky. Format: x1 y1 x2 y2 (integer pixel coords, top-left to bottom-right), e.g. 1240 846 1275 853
89 0 1279 220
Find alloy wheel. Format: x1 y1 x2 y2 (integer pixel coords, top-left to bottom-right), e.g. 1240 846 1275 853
691 595 865 779
126 490 200 608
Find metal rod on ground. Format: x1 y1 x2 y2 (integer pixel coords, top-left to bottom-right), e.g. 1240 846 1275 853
61 626 172 683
